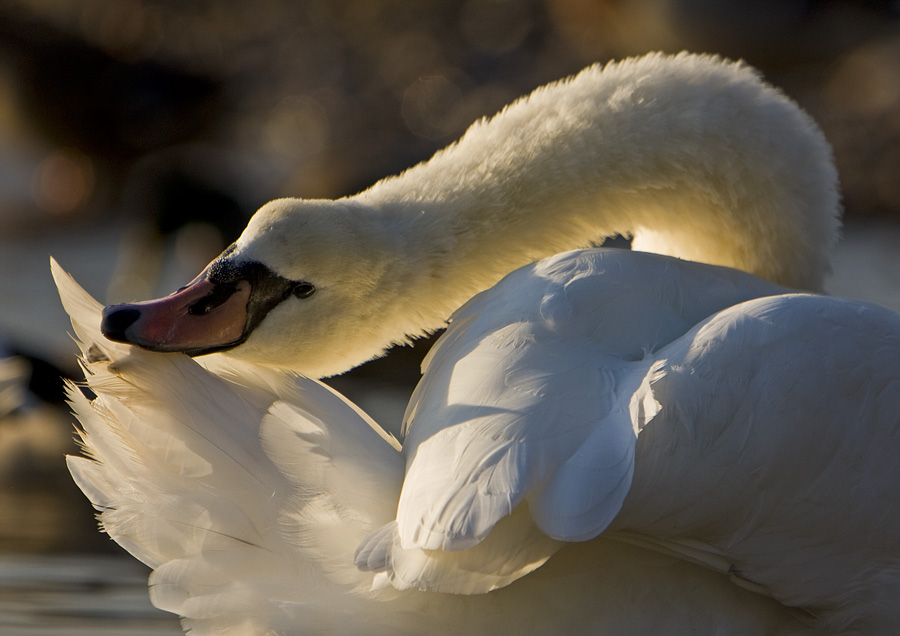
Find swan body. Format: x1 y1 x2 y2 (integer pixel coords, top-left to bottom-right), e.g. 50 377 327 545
58 251 900 634
57 53 900 634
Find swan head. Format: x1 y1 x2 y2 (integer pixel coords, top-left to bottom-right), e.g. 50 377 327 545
101 198 406 377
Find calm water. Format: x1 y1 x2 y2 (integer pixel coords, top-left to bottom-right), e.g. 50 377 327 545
0 486 183 635
0 553 181 635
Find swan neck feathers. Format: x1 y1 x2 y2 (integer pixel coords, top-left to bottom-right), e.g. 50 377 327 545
212 53 838 375
361 52 838 288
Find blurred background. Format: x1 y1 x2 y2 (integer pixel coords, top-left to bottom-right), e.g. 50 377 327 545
0 0 898 633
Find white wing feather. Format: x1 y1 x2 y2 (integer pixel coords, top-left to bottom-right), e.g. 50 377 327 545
53 258 406 634
363 250 791 592
617 292 900 631
55 251 900 633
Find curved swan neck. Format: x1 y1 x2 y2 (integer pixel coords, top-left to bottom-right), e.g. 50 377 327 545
223 54 840 375
357 53 839 304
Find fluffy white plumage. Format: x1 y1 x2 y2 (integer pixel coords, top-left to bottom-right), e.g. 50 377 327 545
57 250 900 634
175 51 839 379
57 52 900 634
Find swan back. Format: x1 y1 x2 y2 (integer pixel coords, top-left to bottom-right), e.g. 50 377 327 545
388 249 900 631
56 258 824 635
395 250 790 551
618 291 900 632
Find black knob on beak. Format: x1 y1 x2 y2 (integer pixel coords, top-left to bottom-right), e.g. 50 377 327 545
101 306 142 342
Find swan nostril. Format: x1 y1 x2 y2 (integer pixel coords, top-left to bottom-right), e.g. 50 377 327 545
101 306 142 342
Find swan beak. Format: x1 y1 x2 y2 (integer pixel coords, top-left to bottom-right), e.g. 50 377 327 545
101 274 252 356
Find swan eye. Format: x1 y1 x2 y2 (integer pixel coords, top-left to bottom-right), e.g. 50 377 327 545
292 282 316 299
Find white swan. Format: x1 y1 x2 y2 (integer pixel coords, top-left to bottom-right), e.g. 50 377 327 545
57 52 900 634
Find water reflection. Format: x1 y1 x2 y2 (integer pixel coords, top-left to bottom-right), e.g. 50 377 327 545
0 552 181 635
0 488 97 554
0 485 183 634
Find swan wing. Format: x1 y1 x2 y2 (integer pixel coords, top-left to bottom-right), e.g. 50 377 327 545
379 254 658 587
368 250 793 593
398 332 642 550
620 293 900 625
397 250 789 550
356 328 638 593
53 259 406 634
